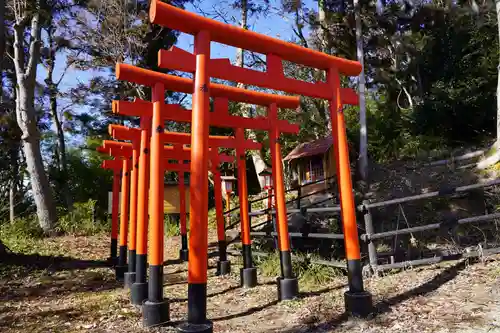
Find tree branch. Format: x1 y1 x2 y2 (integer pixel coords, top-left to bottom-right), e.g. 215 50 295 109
293 7 308 48
12 22 25 76
26 12 42 80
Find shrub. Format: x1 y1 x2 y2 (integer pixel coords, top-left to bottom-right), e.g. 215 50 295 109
0 216 43 253
57 200 109 236
164 214 180 237
256 252 342 288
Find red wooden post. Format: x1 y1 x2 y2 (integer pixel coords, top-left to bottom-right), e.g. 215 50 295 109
178 165 188 261
99 158 122 265
143 83 170 326
213 160 230 276
132 116 152 305
328 68 372 315
118 157 131 280
184 30 211 330
269 103 299 299
235 128 257 288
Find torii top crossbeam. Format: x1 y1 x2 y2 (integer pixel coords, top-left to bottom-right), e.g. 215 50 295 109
149 1 360 74
116 64 299 109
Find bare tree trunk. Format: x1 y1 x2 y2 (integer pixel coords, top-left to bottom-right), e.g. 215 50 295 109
0 0 4 82
13 13 57 232
235 0 268 190
316 0 332 131
46 25 72 209
354 0 369 187
9 183 15 223
9 144 19 223
477 0 500 169
318 0 328 53
497 0 500 144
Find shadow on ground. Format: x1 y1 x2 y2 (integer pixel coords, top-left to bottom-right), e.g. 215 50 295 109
211 283 347 322
1 252 109 273
0 307 83 330
0 266 121 303
279 260 468 332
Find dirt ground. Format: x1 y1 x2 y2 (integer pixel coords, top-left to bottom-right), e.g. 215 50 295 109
1 232 500 333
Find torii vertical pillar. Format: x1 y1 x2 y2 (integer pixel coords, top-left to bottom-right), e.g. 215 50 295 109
179 167 189 261
143 83 170 326
100 158 121 266
213 166 230 275
236 128 257 288
177 30 213 333
328 68 372 317
131 116 152 305
269 103 299 300
116 158 131 280
124 142 140 288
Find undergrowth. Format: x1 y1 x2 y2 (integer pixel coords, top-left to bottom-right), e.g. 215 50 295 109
0 200 110 252
256 252 343 288
164 214 181 237
0 216 44 253
57 200 110 236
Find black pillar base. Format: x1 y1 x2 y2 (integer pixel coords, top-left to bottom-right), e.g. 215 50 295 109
277 277 299 301
216 260 231 276
179 249 189 262
124 272 136 288
240 267 257 288
107 256 117 267
115 265 128 281
143 300 170 328
131 282 148 305
344 290 373 318
177 321 213 333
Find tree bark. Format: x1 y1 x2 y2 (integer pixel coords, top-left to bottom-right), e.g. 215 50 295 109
236 0 268 190
9 144 19 223
9 182 15 223
0 0 4 83
46 25 72 209
497 0 500 144
354 0 369 187
13 13 57 232
316 0 332 131
477 0 500 169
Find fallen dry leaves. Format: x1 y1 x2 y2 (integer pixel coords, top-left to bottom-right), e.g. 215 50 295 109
0 232 499 333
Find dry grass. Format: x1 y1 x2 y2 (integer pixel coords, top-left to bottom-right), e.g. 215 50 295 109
1 232 500 333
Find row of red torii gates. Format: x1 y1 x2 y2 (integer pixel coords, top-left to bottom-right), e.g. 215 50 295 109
97 1 373 332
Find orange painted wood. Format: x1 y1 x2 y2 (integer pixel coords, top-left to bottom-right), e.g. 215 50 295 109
116 63 299 109
149 0 361 75
159 48 359 104
269 104 291 252
100 158 122 240
112 98 299 134
213 168 225 242
119 159 130 247
149 84 165 266
188 31 211 284
328 68 361 261
136 117 152 256
161 131 261 151
235 128 251 246
179 169 187 235
128 148 139 251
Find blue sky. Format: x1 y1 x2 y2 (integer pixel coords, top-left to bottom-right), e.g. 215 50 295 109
37 0 318 144
40 0 318 90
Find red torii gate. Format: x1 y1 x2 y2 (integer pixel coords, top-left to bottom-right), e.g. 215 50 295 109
99 158 122 266
148 1 372 332
97 144 133 280
107 124 262 313
160 144 234 271
114 74 299 327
